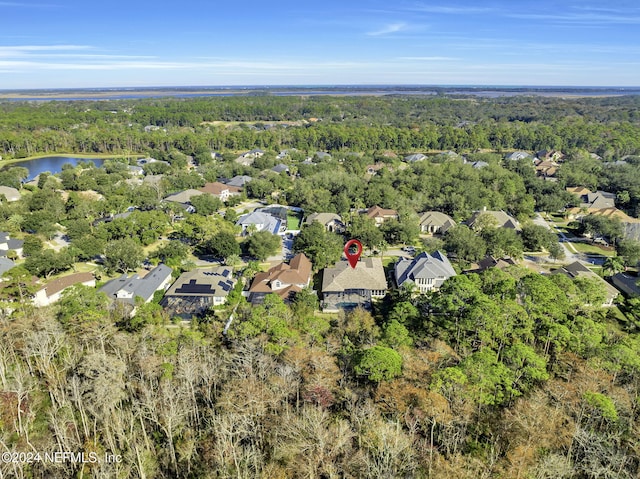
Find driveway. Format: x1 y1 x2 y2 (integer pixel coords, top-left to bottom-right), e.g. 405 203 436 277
532 213 580 262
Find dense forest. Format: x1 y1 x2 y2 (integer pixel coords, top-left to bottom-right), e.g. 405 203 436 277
0 94 640 478
1 95 640 159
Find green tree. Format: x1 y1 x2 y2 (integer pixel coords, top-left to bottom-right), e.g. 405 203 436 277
520 224 556 251
354 346 403 382
104 238 144 273
244 231 281 261
617 239 640 267
204 231 241 260
347 215 384 251
602 256 625 276
444 225 487 263
293 221 343 268
190 193 223 216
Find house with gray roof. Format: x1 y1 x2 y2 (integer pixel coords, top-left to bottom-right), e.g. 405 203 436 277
418 211 456 234
271 163 290 174
505 151 532 161
394 251 456 294
225 175 253 188
611 273 640 297
0 257 16 276
467 209 521 231
236 211 281 235
0 186 22 202
161 267 236 319
404 153 426 163
314 151 331 160
99 264 173 311
0 232 24 258
321 257 387 312
551 261 619 307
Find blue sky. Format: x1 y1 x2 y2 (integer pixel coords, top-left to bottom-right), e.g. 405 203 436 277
1 1 639 88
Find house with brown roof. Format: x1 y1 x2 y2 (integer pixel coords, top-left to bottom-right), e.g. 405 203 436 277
366 205 399 226
198 182 242 202
321 257 387 312
33 272 96 307
247 253 312 304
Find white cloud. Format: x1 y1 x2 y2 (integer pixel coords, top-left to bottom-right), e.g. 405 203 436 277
367 23 408 36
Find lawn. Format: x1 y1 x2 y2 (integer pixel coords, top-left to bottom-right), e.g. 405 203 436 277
571 242 616 257
287 211 303 230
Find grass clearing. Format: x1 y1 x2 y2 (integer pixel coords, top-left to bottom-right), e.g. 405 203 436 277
287 211 303 230
571 242 616 257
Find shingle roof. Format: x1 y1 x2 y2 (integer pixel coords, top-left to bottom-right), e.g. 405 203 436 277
467 210 521 231
419 211 456 229
99 264 172 305
198 182 242 196
225 175 253 187
321 257 387 293
39 272 94 297
366 205 398 220
249 253 312 296
164 267 235 298
395 251 456 288
0 186 21 201
163 189 204 204
306 212 342 226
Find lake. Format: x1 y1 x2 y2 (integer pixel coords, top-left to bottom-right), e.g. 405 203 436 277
8 156 107 181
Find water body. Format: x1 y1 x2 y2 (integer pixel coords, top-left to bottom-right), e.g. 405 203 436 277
2 85 639 101
9 156 106 181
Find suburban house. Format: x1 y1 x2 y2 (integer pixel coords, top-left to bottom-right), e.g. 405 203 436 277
394 251 457 294
0 258 15 276
305 212 345 233
247 253 312 304
534 159 559 179
225 175 253 188
611 273 640 297
366 205 399 226
99 264 173 310
551 261 619 307
467 209 521 231
505 151 532 161
0 186 22 202
161 267 236 319
236 211 281 235
163 189 203 212
418 211 456 235
33 272 95 307
0 232 24 258
321 257 388 312
128 165 144 176
567 188 616 210
404 153 426 163
314 152 331 160
536 150 565 162
473 256 518 273
271 164 290 174
198 182 242 202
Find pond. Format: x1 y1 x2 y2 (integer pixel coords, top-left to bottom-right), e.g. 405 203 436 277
8 156 107 181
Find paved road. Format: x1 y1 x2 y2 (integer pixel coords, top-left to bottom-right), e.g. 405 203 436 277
532 213 580 262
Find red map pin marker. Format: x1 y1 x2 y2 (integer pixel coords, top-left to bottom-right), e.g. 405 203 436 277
344 239 363 269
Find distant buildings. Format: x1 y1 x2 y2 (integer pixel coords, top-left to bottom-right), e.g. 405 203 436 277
198 182 242 202
321 258 387 312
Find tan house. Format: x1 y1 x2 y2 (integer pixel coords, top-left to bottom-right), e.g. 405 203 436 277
198 182 242 202
248 253 312 304
33 272 96 307
552 261 619 307
366 205 399 226
321 257 387 312
305 213 345 233
418 211 456 234
467 209 521 231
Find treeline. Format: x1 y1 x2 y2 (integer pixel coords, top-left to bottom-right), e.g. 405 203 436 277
1 96 640 159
